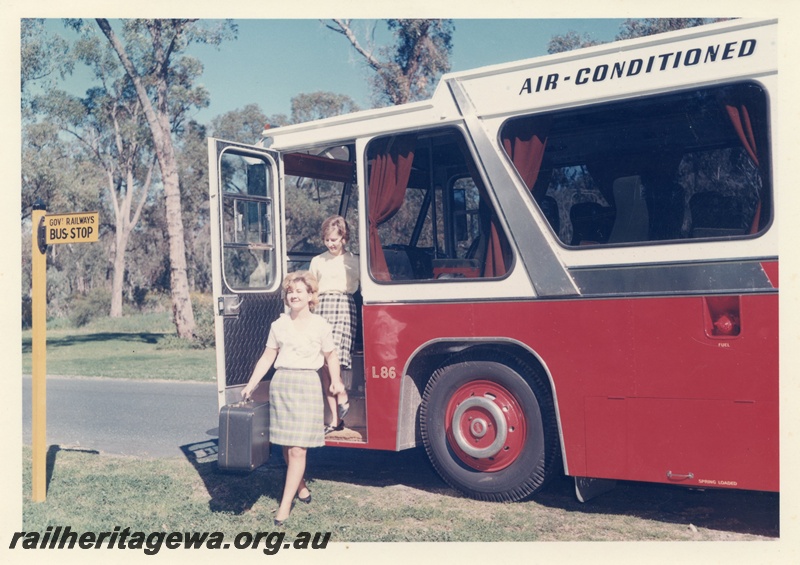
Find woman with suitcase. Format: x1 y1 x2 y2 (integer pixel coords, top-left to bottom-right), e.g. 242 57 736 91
241 271 345 526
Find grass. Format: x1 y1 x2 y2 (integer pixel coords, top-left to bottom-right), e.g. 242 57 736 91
21 312 216 382
19 444 779 544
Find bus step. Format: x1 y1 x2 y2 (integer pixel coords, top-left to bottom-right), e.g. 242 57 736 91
325 425 366 443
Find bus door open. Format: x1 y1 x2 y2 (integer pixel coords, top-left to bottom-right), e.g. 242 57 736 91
279 145 366 443
208 139 283 409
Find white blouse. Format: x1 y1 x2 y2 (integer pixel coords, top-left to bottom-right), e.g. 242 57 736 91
309 251 360 294
266 313 334 370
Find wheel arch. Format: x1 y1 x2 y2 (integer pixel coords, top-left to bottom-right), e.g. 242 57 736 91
396 337 569 475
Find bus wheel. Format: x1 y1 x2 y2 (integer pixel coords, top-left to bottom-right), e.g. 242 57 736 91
420 359 557 502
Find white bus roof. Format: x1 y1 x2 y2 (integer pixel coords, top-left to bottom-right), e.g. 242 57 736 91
260 18 776 151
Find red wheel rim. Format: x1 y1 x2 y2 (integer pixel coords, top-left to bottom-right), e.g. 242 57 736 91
444 379 527 472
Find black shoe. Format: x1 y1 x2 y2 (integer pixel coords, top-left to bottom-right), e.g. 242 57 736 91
297 492 312 504
274 518 285 527
324 421 345 435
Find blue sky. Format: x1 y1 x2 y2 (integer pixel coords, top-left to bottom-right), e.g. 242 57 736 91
192 19 625 121
45 19 626 124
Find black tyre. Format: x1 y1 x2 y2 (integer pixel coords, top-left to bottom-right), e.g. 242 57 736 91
420 358 558 502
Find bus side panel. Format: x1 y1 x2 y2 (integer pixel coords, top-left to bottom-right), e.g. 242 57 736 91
625 397 777 490
631 294 778 402
627 292 778 491
362 294 778 491
362 306 425 450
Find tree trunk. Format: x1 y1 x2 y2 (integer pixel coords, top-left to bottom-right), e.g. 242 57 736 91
97 19 195 338
110 228 126 318
107 158 153 320
157 125 196 337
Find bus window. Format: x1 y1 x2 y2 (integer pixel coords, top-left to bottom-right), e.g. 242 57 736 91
366 128 511 282
219 151 276 289
500 82 771 247
282 146 358 271
452 177 482 257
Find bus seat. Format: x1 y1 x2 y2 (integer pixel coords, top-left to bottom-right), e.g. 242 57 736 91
608 176 649 243
689 191 748 238
570 202 614 246
539 195 560 233
404 247 434 279
383 247 415 280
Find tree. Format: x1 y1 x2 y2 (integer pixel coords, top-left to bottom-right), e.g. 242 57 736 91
21 19 79 221
210 103 271 143
21 20 108 324
40 25 163 317
93 18 236 338
36 82 156 318
616 18 727 41
547 30 603 54
548 18 728 55
291 92 360 123
21 119 108 319
21 119 101 222
209 96 358 143
176 118 213 294
21 19 73 117
324 19 453 106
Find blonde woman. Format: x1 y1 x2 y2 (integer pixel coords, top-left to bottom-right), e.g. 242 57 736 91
242 271 344 526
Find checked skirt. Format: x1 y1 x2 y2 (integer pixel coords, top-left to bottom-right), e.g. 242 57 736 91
315 293 357 369
269 368 325 447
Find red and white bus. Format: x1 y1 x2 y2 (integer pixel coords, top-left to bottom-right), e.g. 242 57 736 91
207 18 778 502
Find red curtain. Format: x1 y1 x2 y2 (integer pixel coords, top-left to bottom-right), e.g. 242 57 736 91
484 222 507 277
496 116 551 271
725 103 762 234
501 116 551 199
367 134 417 281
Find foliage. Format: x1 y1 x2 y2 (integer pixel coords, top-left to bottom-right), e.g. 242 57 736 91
616 18 728 41
39 29 158 318
291 91 360 123
190 292 215 348
210 103 270 144
20 120 104 223
69 287 112 327
284 176 344 254
21 297 32 330
155 293 216 350
547 30 603 54
324 19 454 106
20 19 73 115
548 18 728 55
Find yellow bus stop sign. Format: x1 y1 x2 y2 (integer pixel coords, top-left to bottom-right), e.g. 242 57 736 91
45 212 99 244
32 208 99 502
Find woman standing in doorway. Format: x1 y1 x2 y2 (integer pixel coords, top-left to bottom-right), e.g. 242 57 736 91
309 215 360 433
